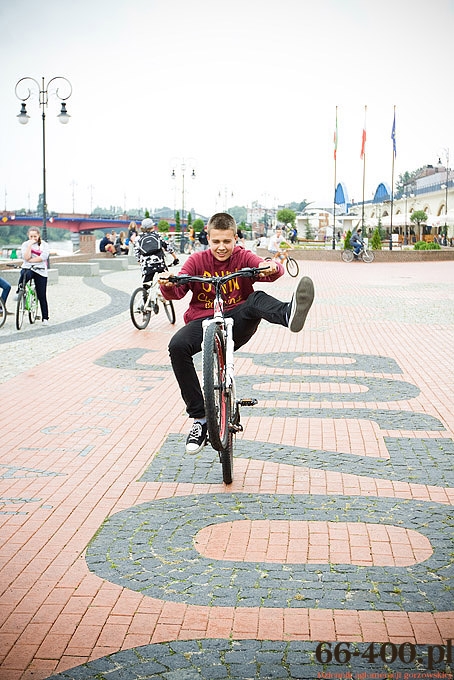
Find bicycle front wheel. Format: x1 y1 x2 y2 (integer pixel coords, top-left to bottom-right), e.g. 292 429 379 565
16 290 25 330
162 298 176 324
220 433 234 484
203 323 230 453
28 288 38 324
286 257 299 277
361 249 375 263
341 249 354 262
130 287 151 329
0 298 6 328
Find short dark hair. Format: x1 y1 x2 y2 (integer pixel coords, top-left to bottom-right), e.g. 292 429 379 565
207 212 237 235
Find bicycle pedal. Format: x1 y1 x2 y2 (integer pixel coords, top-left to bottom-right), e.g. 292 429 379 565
230 423 243 433
237 398 258 407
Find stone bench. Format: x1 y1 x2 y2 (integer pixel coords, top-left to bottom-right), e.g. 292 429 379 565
91 257 129 271
0 267 59 285
53 261 100 276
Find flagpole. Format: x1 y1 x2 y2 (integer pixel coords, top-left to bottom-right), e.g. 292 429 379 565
390 105 396 250
333 106 337 249
361 105 367 229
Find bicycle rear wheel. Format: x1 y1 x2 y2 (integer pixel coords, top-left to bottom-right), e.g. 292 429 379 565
341 249 354 262
130 287 151 329
286 257 299 277
0 298 6 328
28 287 38 324
203 323 230 453
15 290 25 330
162 298 176 324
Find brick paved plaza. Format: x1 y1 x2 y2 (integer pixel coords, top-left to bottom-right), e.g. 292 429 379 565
0 259 453 679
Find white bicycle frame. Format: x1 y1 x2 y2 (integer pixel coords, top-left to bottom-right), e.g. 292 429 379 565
201 292 235 392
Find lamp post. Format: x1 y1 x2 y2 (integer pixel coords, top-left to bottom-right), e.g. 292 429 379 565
443 149 449 246
402 193 408 245
15 76 72 242
171 158 196 250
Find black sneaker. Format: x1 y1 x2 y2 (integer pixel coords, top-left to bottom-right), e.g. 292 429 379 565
287 276 315 332
185 421 208 454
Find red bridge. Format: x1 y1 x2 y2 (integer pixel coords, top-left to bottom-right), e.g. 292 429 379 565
1 213 135 234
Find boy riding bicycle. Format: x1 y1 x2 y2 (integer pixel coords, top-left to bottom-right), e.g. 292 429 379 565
159 212 315 454
134 218 179 287
267 227 293 264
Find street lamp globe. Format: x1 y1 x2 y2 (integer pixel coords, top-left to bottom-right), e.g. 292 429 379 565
17 102 30 124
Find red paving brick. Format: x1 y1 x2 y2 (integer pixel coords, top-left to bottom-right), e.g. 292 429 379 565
0 259 453 679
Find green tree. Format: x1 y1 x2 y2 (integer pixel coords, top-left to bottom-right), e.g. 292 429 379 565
410 210 428 241
157 220 170 233
144 209 150 218
187 212 192 227
370 227 383 250
343 229 352 250
229 206 248 224
192 218 205 234
276 208 296 227
396 168 424 195
175 210 181 233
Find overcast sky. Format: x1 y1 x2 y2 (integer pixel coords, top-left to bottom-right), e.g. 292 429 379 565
1 0 453 218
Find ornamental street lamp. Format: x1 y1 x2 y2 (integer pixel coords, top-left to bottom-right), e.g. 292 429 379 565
171 158 196 251
15 76 72 241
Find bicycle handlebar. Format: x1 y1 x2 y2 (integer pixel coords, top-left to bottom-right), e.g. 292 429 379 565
166 266 270 286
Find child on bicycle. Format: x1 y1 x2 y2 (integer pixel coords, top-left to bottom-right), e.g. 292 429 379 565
267 227 292 264
159 212 315 454
14 227 50 325
134 219 179 287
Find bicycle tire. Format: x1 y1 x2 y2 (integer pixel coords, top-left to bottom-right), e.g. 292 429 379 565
286 257 299 277
28 287 38 324
341 249 354 262
162 298 176 324
130 287 151 329
220 432 234 484
16 290 25 330
203 323 230 453
0 298 6 328
361 249 375 263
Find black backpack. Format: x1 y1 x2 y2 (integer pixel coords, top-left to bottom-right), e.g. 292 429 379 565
138 232 161 256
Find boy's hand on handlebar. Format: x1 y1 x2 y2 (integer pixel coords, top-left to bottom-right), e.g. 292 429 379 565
258 260 278 276
158 272 175 287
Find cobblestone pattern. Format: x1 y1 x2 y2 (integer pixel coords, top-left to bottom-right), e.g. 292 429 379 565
86 493 453 612
140 433 454 488
45 639 453 679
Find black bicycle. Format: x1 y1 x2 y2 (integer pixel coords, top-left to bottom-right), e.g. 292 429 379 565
167 267 268 484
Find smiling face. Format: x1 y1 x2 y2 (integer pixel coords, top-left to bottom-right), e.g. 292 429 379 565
208 228 237 262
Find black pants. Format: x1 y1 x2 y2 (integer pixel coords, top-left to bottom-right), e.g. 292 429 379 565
18 269 49 321
168 291 290 419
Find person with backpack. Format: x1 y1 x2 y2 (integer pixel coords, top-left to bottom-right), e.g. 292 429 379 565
134 218 179 286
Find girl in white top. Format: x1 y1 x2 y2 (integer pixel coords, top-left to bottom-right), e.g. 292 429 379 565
17 227 50 325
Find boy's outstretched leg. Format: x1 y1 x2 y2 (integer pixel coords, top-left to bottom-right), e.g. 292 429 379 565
287 276 315 332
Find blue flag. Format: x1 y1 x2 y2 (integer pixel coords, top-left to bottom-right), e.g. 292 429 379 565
391 111 396 157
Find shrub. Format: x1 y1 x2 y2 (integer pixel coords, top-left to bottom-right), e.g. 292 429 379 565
343 229 352 249
414 241 441 250
157 220 170 233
